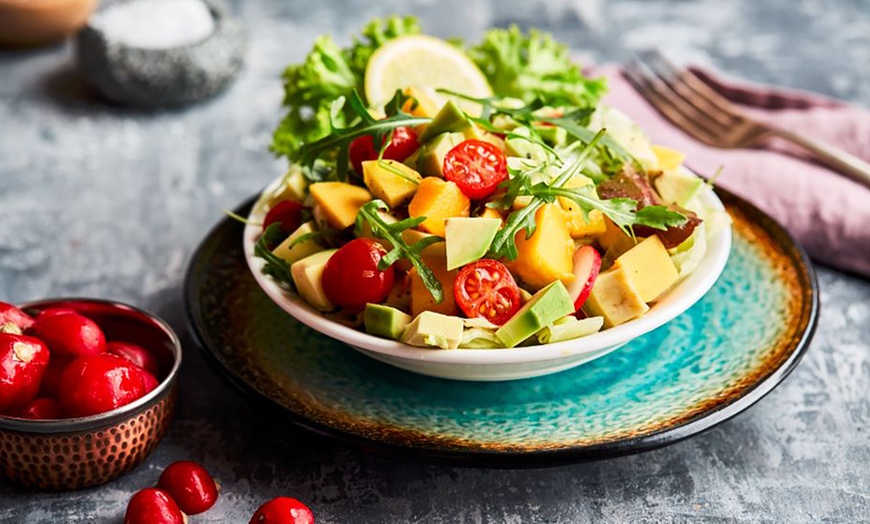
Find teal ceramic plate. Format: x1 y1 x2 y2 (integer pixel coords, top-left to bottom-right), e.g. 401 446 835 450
184 187 817 466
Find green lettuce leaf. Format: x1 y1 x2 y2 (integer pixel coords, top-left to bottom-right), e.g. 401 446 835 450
270 16 421 161
468 26 606 108
346 16 422 89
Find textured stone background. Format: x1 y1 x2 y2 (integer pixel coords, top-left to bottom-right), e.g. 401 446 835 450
1 0 869 522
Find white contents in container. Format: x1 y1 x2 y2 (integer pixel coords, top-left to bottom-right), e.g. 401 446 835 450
90 0 216 49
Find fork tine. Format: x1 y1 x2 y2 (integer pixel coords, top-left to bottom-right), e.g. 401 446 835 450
623 61 722 146
641 50 746 123
637 51 739 130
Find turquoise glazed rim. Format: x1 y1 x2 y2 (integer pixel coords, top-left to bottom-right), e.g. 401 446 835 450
185 187 817 467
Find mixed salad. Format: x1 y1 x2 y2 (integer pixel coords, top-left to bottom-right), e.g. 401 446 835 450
252 16 729 350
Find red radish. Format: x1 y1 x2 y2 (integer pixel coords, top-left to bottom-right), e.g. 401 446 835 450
566 246 602 312
140 370 159 394
124 488 186 524
107 341 160 376
263 200 306 237
39 356 73 398
59 354 146 417
0 302 34 331
157 461 219 515
30 312 106 358
18 398 61 419
0 333 50 414
249 497 314 524
35 307 78 319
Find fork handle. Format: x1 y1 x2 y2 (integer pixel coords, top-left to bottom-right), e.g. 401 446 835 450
768 127 870 190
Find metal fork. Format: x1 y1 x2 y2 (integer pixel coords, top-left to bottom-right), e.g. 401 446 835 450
624 50 870 190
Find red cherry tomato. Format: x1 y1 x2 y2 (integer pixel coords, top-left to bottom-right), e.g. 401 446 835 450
30 312 106 358
249 497 314 524
59 354 146 417
0 333 50 414
140 370 159 394
18 398 61 419
321 238 395 313
107 341 160 377
124 488 185 524
348 126 419 174
442 140 508 200
0 302 34 331
454 259 522 326
157 461 219 515
566 245 601 312
264 200 306 237
35 307 78 319
38 355 72 398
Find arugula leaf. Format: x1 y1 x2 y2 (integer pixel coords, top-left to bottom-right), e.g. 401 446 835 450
354 201 445 303
271 16 420 162
296 90 431 180
634 205 691 230
468 26 607 109
488 130 604 260
254 224 296 288
439 89 640 173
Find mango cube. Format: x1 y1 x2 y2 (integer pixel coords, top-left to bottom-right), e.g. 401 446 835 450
309 182 372 230
651 145 686 172
408 249 459 317
508 203 575 291
408 177 470 236
402 86 441 118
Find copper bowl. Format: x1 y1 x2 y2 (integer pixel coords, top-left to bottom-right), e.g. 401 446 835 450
0 298 181 490
0 0 99 48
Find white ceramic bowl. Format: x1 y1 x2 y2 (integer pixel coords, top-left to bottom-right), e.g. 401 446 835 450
244 172 732 381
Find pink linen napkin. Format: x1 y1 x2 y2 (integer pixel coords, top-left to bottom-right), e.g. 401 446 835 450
590 64 870 277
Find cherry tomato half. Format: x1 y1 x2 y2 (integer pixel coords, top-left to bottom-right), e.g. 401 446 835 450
454 259 522 326
322 238 395 313
443 140 508 200
348 126 420 175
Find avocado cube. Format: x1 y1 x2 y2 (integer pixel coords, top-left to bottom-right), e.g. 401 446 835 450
362 159 422 208
272 221 325 265
290 249 338 311
401 311 465 349
444 217 501 270
654 169 705 206
505 127 549 162
364 304 413 340
583 267 649 327
416 132 464 178
536 125 568 147
495 281 575 348
419 100 470 142
269 165 308 205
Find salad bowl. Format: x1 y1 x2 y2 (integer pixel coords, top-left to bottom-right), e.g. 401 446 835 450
243 171 732 381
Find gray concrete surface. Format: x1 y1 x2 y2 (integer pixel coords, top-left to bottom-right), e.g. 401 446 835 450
1 0 868 522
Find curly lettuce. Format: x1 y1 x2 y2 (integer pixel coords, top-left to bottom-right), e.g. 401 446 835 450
468 26 606 109
270 16 420 160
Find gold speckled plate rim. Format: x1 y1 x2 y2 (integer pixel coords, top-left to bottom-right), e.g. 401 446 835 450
184 186 818 468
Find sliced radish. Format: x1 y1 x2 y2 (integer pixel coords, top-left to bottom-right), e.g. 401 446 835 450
566 245 602 312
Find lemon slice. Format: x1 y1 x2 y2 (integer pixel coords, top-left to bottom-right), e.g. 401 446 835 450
364 35 492 115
